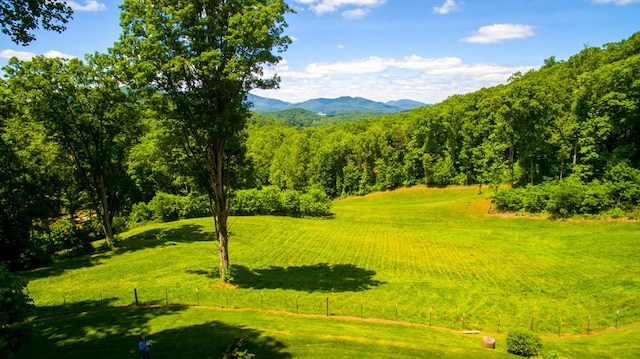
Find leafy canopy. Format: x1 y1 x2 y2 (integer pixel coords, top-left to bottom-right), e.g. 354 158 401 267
0 0 73 45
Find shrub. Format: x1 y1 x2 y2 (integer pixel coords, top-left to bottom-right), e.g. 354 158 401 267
506 330 543 357
128 202 153 226
300 187 332 217
223 337 254 359
492 188 524 212
546 177 584 217
148 192 181 222
232 189 260 215
280 189 301 216
0 266 35 358
581 180 613 214
257 186 282 215
522 185 549 213
231 187 331 218
179 193 210 219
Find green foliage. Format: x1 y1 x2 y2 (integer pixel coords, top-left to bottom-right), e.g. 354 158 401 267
128 202 153 226
5 54 142 247
494 170 640 218
223 337 255 359
0 266 34 358
143 192 211 224
0 0 73 45
506 330 543 357
542 350 560 359
230 186 331 217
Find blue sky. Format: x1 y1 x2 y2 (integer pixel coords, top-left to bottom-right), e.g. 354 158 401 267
1 0 639 104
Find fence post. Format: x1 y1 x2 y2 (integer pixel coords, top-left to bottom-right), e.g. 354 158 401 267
165 289 168 305
360 301 364 319
530 315 535 332
295 295 298 314
588 315 591 335
326 297 329 317
616 310 619 328
395 303 398 322
134 288 139 306
429 307 432 326
558 317 562 337
196 288 199 306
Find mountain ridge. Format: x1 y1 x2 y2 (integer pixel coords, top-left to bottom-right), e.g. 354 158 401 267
248 94 427 115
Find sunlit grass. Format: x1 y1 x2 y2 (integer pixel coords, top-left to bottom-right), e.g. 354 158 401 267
16 306 640 358
20 186 640 357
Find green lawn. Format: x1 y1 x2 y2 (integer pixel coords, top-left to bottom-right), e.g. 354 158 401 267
15 306 640 358
18 186 640 357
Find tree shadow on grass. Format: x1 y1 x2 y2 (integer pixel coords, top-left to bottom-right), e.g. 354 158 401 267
229 263 384 293
18 303 290 358
115 224 214 254
21 224 215 282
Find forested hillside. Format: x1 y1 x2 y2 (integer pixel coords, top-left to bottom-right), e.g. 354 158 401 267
1 32 639 270
245 32 640 206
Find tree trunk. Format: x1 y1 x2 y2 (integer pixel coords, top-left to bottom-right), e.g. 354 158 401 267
216 211 229 281
207 138 230 282
96 175 113 247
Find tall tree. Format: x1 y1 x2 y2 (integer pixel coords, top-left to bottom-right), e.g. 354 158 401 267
0 0 73 45
114 0 291 281
5 55 142 248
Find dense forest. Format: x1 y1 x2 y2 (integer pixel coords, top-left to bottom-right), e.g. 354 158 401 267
246 32 640 212
1 31 639 270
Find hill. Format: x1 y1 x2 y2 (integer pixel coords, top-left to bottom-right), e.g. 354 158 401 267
17 186 640 358
247 93 427 114
23 186 640 328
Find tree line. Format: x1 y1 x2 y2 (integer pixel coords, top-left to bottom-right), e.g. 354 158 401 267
1 25 639 273
247 32 640 211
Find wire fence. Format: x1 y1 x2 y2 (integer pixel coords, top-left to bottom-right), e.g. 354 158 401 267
31 285 637 336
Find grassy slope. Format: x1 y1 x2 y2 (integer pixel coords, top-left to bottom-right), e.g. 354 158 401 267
19 186 640 358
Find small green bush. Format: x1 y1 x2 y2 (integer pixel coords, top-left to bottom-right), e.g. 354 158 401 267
231 186 331 218
506 329 542 357
223 337 254 359
179 193 210 219
148 192 181 222
128 202 153 226
492 187 524 212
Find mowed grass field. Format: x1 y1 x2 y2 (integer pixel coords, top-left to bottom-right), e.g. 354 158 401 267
19 186 640 358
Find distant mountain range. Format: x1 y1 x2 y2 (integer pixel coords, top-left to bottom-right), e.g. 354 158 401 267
248 94 427 115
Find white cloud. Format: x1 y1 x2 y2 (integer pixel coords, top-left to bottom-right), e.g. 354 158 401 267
433 0 460 14
1 49 76 61
254 55 536 104
342 8 369 19
294 0 386 15
337 44 346 49
42 50 77 59
591 0 640 4
67 1 107 12
460 24 535 44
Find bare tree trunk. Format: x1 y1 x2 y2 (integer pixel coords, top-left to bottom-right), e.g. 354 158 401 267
508 145 515 185
216 211 229 281
207 138 230 282
96 175 113 247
